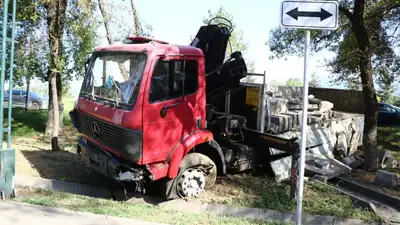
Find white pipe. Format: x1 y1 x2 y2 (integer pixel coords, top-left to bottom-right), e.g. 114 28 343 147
295 29 311 225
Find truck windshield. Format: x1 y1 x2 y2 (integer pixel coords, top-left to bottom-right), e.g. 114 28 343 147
81 52 147 107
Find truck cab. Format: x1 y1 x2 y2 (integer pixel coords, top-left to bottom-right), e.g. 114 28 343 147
71 37 225 199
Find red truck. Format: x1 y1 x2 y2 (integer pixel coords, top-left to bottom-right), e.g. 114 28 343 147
70 18 299 199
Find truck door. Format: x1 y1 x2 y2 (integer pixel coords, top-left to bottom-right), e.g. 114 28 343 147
142 57 201 164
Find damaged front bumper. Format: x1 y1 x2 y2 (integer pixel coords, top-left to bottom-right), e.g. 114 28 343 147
77 137 148 183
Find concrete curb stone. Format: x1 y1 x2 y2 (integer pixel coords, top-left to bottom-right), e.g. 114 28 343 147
15 174 114 199
14 174 381 225
1 200 167 225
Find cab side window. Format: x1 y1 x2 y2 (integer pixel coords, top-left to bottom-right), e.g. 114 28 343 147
149 59 198 103
149 61 169 102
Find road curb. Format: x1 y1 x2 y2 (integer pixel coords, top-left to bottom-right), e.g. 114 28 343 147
15 174 380 225
335 176 400 211
15 174 114 199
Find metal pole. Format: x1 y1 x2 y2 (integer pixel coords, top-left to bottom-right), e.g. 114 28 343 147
259 71 266 133
295 30 310 225
225 90 230 114
26 79 31 111
7 0 16 148
0 0 10 149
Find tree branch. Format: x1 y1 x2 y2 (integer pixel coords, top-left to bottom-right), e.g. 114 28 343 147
339 5 355 23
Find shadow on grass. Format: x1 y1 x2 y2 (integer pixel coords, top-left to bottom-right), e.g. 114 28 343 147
20 148 120 190
19 146 170 206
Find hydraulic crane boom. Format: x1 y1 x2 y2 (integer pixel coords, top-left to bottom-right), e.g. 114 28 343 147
189 17 247 99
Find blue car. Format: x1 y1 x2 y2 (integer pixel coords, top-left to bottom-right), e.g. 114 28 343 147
3 89 48 110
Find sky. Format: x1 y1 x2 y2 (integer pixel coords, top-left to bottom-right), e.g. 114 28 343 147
60 0 398 97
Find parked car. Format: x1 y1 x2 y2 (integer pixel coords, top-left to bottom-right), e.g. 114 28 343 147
378 102 400 126
3 89 48 110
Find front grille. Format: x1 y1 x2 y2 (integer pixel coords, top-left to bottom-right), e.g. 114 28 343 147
76 111 124 152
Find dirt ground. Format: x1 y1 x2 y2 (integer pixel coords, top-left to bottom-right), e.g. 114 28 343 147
12 136 120 189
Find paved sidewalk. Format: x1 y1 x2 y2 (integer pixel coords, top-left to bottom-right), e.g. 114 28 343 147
1 201 168 225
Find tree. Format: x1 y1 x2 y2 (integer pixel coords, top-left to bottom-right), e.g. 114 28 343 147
309 73 320 88
99 0 152 42
0 1 46 86
268 0 400 171
130 0 140 36
43 0 68 151
8 0 97 146
286 77 303 87
97 0 129 80
44 0 98 137
269 79 284 87
202 6 255 73
376 68 396 103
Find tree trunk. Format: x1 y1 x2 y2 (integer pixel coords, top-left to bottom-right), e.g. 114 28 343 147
44 0 67 151
45 75 63 136
130 0 140 36
50 74 60 151
97 0 129 81
359 57 379 171
352 0 379 171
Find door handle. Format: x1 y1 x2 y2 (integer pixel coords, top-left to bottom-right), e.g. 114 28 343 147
160 106 167 118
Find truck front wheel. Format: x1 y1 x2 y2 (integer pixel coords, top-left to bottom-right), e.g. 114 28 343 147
159 153 217 199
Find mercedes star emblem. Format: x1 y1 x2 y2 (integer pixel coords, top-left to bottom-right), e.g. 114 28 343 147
91 121 100 138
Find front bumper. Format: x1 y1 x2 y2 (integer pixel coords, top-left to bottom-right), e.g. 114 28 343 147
77 137 146 182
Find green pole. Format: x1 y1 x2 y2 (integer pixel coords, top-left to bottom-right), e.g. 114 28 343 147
0 0 16 200
7 0 16 148
0 0 9 149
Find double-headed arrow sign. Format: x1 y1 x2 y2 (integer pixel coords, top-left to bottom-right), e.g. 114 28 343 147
280 0 339 30
286 7 332 21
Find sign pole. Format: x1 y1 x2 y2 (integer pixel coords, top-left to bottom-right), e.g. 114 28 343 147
280 1 338 224
295 29 311 225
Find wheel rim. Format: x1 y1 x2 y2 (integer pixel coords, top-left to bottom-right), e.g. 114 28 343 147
32 103 39 110
177 168 206 198
4 101 8 108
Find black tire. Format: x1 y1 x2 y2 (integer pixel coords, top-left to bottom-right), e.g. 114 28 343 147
156 153 217 199
30 102 40 110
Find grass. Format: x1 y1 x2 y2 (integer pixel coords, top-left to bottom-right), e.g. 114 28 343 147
377 126 400 152
2 97 75 138
202 174 377 222
14 187 288 225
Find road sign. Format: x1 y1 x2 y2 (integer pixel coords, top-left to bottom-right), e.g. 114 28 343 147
279 1 339 224
281 0 339 30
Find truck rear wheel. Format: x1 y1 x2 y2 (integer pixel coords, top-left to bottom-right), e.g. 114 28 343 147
158 153 217 199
